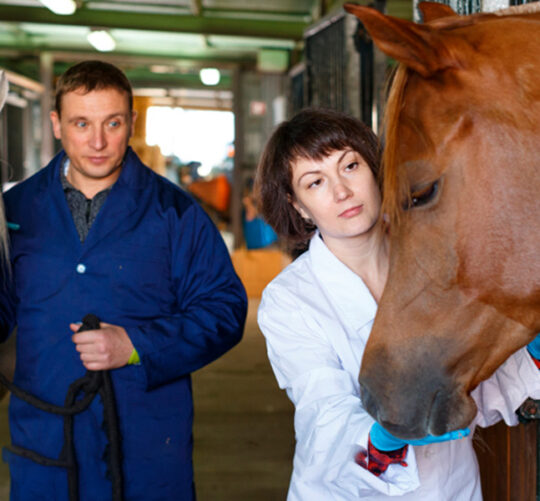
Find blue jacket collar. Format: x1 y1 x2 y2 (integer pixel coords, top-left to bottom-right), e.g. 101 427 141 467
41 146 149 193
37 147 147 251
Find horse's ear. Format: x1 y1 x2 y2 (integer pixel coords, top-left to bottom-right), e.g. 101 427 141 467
343 3 461 77
418 1 457 22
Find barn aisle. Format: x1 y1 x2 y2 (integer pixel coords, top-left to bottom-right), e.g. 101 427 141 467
192 298 294 500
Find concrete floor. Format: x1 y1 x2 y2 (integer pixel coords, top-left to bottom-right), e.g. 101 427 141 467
193 298 294 500
0 298 295 500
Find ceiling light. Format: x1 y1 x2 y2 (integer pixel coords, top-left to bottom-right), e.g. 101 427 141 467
38 0 76 15
150 65 176 74
87 30 116 52
199 68 220 86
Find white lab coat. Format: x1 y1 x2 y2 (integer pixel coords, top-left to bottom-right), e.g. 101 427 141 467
258 233 540 500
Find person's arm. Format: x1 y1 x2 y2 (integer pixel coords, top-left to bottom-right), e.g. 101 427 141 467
258 280 420 497
361 423 469 476
123 203 247 390
472 344 540 428
526 333 540 368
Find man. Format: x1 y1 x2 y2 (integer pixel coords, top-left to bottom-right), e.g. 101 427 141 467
0 60 247 500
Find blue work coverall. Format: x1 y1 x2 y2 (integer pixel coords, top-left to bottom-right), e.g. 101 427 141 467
0 148 247 500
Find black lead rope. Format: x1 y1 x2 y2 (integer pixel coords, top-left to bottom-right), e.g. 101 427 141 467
0 313 123 501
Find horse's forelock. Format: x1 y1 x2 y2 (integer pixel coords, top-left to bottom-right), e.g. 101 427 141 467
381 65 410 227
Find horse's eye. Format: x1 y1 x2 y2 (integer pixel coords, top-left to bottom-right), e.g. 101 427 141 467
406 180 439 210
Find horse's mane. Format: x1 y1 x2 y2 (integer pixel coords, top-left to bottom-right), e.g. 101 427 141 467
425 1 540 29
494 2 540 16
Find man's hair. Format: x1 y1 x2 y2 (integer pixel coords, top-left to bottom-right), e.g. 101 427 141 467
55 60 133 117
254 108 381 253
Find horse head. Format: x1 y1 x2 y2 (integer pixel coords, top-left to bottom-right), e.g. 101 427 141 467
344 2 540 438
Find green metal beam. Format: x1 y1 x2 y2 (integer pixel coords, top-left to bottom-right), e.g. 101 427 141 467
0 52 240 88
0 5 307 40
0 44 259 66
125 71 232 90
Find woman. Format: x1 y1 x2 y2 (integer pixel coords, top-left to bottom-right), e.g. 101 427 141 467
255 108 540 500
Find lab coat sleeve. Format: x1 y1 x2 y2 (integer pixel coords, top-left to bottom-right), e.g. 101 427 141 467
472 347 540 427
125 202 247 389
258 280 420 498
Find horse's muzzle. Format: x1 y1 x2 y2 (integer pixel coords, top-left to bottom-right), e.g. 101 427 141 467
359 364 477 439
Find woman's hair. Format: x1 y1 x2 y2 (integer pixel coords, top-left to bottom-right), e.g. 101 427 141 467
254 108 381 253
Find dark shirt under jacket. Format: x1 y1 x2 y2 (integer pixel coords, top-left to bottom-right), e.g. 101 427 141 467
60 160 112 242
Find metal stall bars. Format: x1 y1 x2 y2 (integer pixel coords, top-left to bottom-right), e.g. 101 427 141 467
300 5 387 134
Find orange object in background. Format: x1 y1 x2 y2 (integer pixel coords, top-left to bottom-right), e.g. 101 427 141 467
232 248 291 298
188 174 231 212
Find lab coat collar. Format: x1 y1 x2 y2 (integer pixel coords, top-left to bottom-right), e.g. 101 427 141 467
309 232 378 331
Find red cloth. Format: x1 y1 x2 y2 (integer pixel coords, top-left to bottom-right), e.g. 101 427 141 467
531 355 540 370
355 437 408 477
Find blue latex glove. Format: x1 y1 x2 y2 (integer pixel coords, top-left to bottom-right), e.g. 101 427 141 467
370 422 470 451
527 333 540 360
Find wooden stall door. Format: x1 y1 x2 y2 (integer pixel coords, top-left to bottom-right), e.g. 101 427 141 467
474 420 537 500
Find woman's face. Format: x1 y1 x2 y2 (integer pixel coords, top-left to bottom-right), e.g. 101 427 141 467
290 148 381 245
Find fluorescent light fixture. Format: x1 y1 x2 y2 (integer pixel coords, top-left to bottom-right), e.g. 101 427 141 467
38 0 76 15
87 30 116 52
199 68 220 86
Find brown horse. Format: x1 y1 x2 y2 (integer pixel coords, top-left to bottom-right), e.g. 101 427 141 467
344 2 540 438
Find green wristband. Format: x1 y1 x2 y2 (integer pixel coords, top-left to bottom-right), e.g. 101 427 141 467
128 348 140 365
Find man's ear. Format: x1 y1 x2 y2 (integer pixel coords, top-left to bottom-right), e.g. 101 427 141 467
49 111 62 140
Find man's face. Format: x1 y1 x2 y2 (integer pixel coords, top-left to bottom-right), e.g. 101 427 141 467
50 87 136 194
